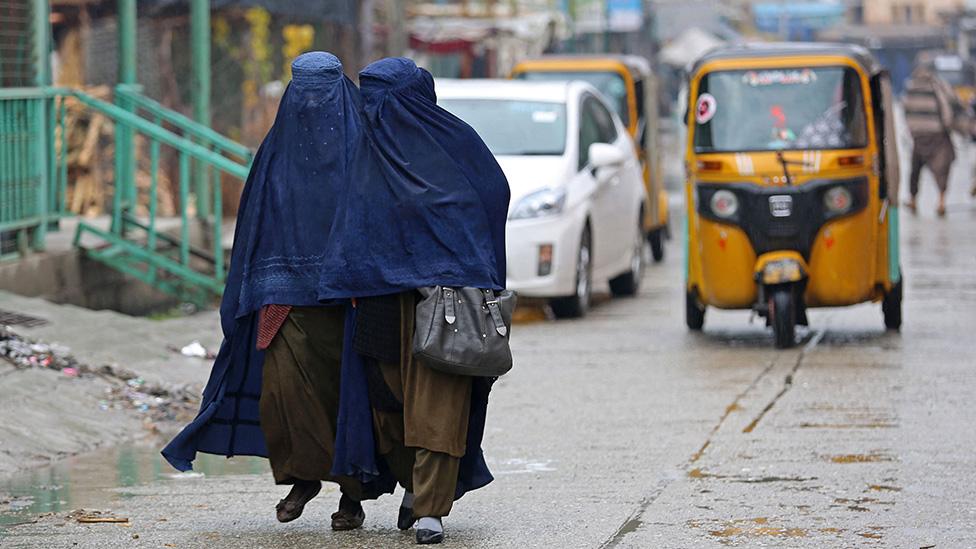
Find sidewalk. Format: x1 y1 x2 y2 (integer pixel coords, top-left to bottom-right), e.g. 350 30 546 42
0 291 220 476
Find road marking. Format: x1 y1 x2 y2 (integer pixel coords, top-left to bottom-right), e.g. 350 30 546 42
600 357 779 548
601 324 829 547
742 327 825 433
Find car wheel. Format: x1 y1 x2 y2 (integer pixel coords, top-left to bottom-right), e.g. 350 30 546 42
648 228 665 262
609 216 644 297
550 225 592 319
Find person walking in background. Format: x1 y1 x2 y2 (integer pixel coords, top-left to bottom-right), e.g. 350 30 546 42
319 57 510 544
904 62 964 217
162 52 374 530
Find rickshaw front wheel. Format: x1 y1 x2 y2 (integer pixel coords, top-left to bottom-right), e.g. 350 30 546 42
769 287 797 349
883 277 903 331
686 290 705 331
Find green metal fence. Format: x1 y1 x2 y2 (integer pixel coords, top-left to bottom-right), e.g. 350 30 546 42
67 86 252 306
0 88 63 259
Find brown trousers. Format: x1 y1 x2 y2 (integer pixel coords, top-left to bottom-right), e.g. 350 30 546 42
259 306 362 499
372 293 473 518
910 132 955 195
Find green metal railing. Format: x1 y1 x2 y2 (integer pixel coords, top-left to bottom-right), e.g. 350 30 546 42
0 87 63 259
0 84 251 304
65 85 252 306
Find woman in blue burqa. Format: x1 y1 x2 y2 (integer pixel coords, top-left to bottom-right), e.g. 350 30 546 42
162 52 509 544
318 56 510 544
162 52 377 530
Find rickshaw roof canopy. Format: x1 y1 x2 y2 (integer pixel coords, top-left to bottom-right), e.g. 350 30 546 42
692 42 881 77
514 54 653 78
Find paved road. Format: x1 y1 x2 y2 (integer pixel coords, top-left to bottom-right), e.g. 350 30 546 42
4 151 976 548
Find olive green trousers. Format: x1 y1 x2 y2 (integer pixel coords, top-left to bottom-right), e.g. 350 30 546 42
259 306 362 499
372 293 473 518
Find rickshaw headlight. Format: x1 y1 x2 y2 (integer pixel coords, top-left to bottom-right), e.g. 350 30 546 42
709 190 739 219
824 186 853 215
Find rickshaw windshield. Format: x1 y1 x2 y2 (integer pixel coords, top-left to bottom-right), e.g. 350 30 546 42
693 66 868 153
517 70 630 126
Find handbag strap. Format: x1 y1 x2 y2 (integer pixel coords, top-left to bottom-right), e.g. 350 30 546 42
483 289 507 337
443 287 457 324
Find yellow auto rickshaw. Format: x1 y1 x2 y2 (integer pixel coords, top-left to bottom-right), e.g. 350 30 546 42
511 55 670 261
684 43 902 348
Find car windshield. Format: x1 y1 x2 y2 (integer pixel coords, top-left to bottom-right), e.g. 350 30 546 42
516 70 629 125
693 67 868 153
438 99 567 156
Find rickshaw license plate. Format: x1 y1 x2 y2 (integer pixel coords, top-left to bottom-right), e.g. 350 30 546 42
769 195 793 217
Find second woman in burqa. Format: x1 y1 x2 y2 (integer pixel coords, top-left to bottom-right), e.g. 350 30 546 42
319 57 511 544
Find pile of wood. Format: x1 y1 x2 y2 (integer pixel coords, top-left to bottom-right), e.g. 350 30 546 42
58 86 180 218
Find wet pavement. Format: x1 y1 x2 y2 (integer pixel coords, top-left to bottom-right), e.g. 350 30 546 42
2 143 976 548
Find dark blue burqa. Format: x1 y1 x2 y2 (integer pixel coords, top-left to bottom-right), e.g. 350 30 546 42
163 54 505 502
161 53 384 481
324 58 510 498
317 57 510 297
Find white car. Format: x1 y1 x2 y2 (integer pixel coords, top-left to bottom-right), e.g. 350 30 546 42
438 79 647 318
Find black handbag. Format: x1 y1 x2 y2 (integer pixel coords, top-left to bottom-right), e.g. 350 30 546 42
413 287 516 377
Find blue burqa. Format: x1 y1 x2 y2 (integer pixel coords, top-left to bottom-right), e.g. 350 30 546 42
323 57 510 499
162 53 384 485
317 57 509 297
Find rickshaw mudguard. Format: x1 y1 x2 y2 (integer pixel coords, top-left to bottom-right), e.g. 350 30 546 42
696 219 757 308
754 251 808 286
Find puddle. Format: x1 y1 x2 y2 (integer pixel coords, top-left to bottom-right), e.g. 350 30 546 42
867 484 901 492
491 458 556 475
686 468 815 483
799 422 897 429
0 442 267 532
512 304 549 324
689 517 808 539
828 452 895 464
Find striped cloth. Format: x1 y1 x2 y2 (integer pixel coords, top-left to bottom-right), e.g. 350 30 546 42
256 304 292 350
904 73 953 138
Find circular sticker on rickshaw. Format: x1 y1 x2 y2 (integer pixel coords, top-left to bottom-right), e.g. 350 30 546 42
696 93 717 124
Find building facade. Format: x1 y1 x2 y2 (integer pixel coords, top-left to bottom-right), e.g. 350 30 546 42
861 0 963 25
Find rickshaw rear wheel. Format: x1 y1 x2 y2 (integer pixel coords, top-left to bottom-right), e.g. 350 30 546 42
686 290 705 331
883 277 903 331
648 228 665 262
769 287 797 349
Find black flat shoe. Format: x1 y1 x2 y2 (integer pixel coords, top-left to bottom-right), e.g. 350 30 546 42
331 494 366 531
397 505 415 530
416 528 444 544
331 507 365 531
275 480 321 523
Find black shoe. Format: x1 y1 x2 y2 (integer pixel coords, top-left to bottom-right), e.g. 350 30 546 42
275 480 321 523
330 494 366 531
416 528 444 544
397 505 415 530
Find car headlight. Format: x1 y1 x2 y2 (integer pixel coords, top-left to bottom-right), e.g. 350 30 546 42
709 189 739 219
823 186 853 215
509 187 567 220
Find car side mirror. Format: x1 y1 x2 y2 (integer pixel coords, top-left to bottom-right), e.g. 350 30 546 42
588 142 626 170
